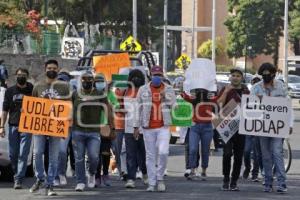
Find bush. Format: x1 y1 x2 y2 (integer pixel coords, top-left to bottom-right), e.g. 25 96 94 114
198 37 224 58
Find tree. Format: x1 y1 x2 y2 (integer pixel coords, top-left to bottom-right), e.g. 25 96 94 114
225 0 284 67
197 38 224 58
289 0 300 55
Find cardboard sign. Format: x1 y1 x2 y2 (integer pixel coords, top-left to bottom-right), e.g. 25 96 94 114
93 53 131 81
61 37 84 59
120 36 142 52
19 96 72 138
184 58 217 92
175 54 191 69
239 95 292 138
212 99 240 143
171 99 193 127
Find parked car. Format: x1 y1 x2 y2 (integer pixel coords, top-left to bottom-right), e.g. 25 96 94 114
277 75 300 98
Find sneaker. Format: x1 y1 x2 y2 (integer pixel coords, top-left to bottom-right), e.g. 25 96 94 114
243 170 250 179
102 175 111 186
251 176 259 182
186 171 196 180
125 180 136 188
264 185 273 193
221 182 230 191
277 184 287 194
75 183 85 192
46 186 57 196
14 181 22 190
53 179 60 187
87 174 96 188
29 180 44 193
230 184 240 191
157 181 166 192
184 169 191 178
164 169 168 177
121 172 128 182
59 175 67 185
142 174 148 185
146 185 155 192
136 171 143 180
201 173 207 181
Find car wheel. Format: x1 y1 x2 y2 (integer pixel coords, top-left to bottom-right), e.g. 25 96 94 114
170 136 178 144
0 165 14 182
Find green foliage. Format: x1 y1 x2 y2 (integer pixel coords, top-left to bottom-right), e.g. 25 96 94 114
289 0 300 40
225 0 283 61
197 37 224 58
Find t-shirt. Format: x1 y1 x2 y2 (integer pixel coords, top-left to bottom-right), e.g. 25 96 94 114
2 83 33 126
32 80 71 99
218 84 250 105
148 84 165 129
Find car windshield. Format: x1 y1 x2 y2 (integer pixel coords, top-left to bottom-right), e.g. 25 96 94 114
289 76 300 83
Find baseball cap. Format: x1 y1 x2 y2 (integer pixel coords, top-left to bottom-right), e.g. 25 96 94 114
230 67 244 76
151 66 164 75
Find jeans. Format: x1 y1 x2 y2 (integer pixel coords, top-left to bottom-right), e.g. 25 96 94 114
33 135 60 186
56 133 71 177
189 123 213 169
244 136 263 177
72 130 101 184
113 131 126 174
260 137 286 187
125 133 147 180
222 133 245 184
143 127 170 186
8 126 32 182
96 137 111 178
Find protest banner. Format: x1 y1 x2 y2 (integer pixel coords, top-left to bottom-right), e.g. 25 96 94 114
239 95 292 138
19 96 72 138
212 99 240 143
61 37 84 59
171 99 193 127
184 58 217 92
93 53 131 81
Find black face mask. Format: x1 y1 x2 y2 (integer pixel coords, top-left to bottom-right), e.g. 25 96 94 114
17 76 27 85
262 74 274 84
46 70 58 79
131 77 144 87
82 81 93 90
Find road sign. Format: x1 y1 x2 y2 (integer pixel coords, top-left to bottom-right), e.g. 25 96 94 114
120 36 142 52
175 54 191 69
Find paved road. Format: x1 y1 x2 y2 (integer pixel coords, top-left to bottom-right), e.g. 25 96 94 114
1 110 300 200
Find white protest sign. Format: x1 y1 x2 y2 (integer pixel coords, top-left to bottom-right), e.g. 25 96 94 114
61 37 84 59
184 58 217 92
239 95 292 138
0 87 6 116
213 99 240 143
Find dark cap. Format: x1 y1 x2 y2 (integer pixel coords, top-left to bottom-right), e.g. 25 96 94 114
81 71 94 79
151 65 164 75
230 67 244 76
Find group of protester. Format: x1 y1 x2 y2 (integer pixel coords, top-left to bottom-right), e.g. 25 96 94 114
0 59 292 196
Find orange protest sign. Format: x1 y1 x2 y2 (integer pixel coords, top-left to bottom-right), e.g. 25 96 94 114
19 96 72 138
93 53 131 81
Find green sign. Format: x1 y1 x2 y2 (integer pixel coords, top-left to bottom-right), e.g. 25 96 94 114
171 99 193 127
112 74 128 88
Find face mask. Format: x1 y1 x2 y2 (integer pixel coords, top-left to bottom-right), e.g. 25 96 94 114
46 70 58 79
82 81 93 90
262 74 274 84
17 76 27 85
95 82 106 91
151 76 162 87
131 77 144 87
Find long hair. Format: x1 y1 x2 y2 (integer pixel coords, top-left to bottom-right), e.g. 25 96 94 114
128 69 145 88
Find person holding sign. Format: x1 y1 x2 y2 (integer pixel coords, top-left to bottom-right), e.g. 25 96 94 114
251 63 293 194
217 67 250 191
0 68 33 189
134 66 176 192
72 71 114 192
181 89 217 181
123 69 148 189
29 60 71 196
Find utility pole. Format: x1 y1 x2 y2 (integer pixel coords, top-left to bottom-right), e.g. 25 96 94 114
44 0 48 17
191 0 196 58
163 0 168 72
283 0 289 87
133 0 137 39
212 0 216 63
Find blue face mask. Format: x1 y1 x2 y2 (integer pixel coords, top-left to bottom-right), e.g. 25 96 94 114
95 82 106 91
151 76 162 87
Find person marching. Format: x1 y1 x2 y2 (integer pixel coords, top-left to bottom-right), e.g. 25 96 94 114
134 66 176 192
217 67 250 191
